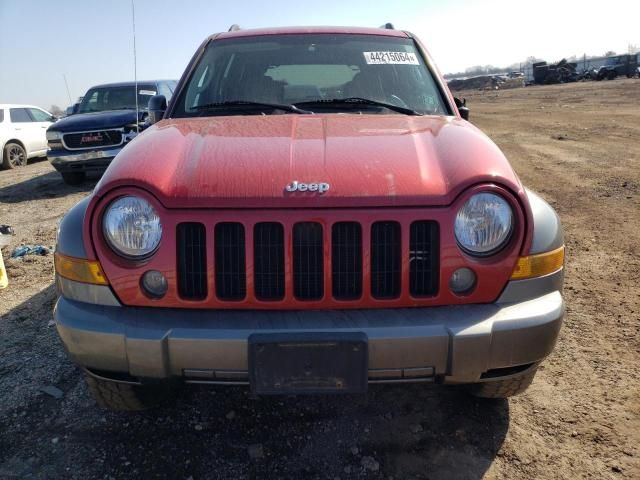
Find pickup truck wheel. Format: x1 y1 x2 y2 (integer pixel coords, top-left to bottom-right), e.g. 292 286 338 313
469 367 538 399
84 373 159 411
2 142 27 169
61 172 85 185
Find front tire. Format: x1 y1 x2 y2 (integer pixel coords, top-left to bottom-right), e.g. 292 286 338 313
61 171 85 185
2 142 27 169
468 367 538 399
84 373 159 411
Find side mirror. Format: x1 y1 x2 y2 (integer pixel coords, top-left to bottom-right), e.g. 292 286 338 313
148 95 167 125
454 97 469 121
71 103 80 115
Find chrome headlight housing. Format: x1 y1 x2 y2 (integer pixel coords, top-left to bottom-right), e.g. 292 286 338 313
46 130 62 141
455 192 513 255
103 196 162 258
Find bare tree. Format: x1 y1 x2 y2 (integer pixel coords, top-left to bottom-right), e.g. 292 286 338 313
49 105 64 117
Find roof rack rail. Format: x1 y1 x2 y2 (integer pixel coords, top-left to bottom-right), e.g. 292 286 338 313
380 23 394 30
228 24 241 32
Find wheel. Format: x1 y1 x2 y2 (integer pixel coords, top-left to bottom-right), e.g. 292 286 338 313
468 366 538 399
84 373 161 411
2 142 27 169
61 171 85 185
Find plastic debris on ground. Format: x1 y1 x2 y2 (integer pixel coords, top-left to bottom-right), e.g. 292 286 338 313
11 245 52 258
0 250 7 289
0 225 13 289
0 224 14 248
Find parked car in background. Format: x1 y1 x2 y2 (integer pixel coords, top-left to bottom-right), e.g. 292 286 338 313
596 54 639 80
0 104 56 169
54 26 565 411
46 80 177 185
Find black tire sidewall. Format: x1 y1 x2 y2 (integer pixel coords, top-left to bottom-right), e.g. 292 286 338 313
2 142 27 169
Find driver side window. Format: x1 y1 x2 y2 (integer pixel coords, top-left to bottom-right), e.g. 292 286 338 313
85 91 99 111
28 108 52 122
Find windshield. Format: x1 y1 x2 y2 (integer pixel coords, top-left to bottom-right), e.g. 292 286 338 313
78 85 157 113
172 34 449 117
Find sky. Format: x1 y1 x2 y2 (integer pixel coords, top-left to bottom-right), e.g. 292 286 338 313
1 0 638 111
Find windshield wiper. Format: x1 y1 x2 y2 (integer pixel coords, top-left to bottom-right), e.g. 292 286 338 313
294 97 422 116
192 100 311 114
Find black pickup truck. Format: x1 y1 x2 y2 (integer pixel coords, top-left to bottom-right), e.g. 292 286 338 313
596 55 639 80
47 80 176 185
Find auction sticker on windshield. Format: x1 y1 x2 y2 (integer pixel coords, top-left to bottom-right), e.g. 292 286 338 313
363 51 419 65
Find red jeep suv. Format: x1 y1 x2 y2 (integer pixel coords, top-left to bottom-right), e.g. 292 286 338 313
54 26 564 410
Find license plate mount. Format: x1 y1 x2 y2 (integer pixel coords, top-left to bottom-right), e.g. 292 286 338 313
249 332 368 395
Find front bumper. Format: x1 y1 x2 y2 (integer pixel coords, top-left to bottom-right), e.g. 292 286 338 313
47 146 122 173
55 291 564 385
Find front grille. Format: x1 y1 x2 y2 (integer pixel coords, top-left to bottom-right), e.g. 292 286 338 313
254 223 285 301
293 222 324 300
215 223 246 300
176 223 207 300
370 222 402 299
175 216 440 305
332 222 362 300
409 221 439 296
62 130 123 149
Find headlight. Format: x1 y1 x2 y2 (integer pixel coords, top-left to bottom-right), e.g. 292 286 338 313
46 130 62 141
103 196 162 258
454 192 513 255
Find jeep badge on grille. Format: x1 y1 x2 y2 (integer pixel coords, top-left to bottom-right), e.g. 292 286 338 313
285 181 330 194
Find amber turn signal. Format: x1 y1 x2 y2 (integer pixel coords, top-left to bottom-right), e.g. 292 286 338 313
511 246 565 280
54 252 109 285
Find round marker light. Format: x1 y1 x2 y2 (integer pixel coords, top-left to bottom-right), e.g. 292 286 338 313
449 268 476 295
141 270 168 299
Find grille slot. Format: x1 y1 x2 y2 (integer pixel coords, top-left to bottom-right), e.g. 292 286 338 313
176 216 440 306
370 221 401 299
62 130 123 149
176 223 207 300
293 222 324 300
254 222 285 300
332 222 362 300
409 221 439 297
214 223 246 300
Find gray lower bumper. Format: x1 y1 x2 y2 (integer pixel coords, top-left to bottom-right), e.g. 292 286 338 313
48 147 121 173
55 292 564 385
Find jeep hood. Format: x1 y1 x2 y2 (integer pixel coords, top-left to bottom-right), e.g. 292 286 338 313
96 115 525 208
48 110 144 133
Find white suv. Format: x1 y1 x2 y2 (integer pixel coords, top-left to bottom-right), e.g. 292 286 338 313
0 104 55 169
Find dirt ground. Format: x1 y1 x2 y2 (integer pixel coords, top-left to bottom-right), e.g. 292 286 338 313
0 79 638 480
